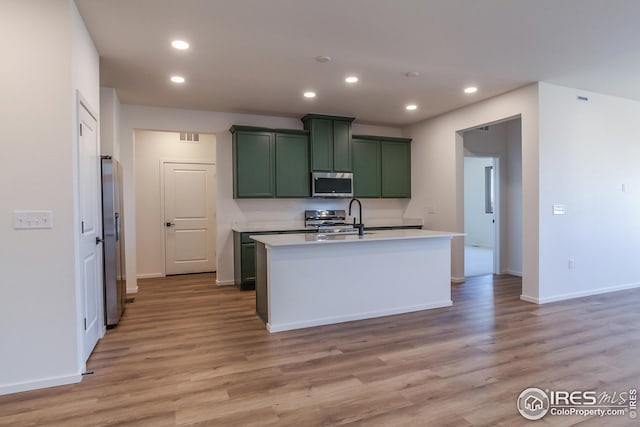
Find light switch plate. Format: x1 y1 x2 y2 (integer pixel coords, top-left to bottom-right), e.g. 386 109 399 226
14 210 54 229
552 204 566 215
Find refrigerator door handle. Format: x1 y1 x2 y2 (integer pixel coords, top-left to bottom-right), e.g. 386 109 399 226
115 212 120 241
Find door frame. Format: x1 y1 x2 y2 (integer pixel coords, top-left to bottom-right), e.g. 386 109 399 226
463 154 501 276
74 92 104 373
159 159 216 276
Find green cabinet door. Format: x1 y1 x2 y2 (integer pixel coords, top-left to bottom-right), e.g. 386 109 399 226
302 114 354 172
333 120 352 172
309 118 333 171
352 138 381 197
381 141 411 198
240 242 256 287
275 132 310 197
233 129 275 198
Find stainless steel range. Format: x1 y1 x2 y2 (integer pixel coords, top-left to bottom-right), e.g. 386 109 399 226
304 210 359 235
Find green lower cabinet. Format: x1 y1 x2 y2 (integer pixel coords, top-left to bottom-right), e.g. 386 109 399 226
234 229 316 291
275 133 310 197
352 135 412 198
352 138 381 197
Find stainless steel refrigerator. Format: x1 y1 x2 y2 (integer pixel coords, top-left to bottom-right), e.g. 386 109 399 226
101 156 126 327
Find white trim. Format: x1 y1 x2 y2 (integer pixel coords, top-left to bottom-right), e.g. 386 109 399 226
136 273 165 279
216 279 235 286
127 286 139 294
451 276 465 283
503 269 523 277
0 373 82 396
521 282 640 304
266 300 453 333
519 294 538 304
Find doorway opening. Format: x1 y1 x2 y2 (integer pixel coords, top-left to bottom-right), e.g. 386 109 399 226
464 156 497 276
462 118 523 279
133 130 217 279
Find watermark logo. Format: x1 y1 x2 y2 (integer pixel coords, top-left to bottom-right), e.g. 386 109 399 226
517 388 550 420
517 387 637 420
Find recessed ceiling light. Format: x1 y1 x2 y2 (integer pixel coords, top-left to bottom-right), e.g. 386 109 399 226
171 40 189 50
406 104 417 111
345 76 359 84
315 56 331 63
170 76 185 83
303 91 316 98
405 71 420 78
464 86 478 94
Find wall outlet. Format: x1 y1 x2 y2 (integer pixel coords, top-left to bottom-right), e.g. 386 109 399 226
427 207 436 215
14 210 53 229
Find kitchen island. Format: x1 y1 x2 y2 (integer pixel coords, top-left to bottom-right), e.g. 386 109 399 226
251 229 462 333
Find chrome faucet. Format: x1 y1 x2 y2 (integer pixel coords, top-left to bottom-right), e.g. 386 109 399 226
348 198 364 236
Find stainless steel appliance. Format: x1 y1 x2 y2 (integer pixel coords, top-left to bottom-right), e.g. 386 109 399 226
101 156 126 327
311 172 354 198
304 209 359 235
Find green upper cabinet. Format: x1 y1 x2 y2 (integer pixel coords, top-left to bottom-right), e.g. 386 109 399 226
352 135 412 198
381 140 411 198
231 125 310 199
301 114 355 172
232 127 275 198
352 138 381 198
275 132 310 197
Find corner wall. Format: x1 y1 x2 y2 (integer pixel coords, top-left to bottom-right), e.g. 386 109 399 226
0 0 99 394
403 84 539 297
536 83 640 302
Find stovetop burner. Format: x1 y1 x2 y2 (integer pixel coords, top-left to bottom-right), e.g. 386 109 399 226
304 210 359 234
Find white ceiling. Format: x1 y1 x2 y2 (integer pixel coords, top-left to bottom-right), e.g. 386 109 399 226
75 0 640 127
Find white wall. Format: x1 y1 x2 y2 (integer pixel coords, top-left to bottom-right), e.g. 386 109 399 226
100 87 121 159
463 156 494 248
118 104 406 290
536 83 640 302
404 84 538 297
135 130 216 277
0 0 99 394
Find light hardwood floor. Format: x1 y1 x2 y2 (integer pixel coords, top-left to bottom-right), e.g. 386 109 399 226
1 274 639 426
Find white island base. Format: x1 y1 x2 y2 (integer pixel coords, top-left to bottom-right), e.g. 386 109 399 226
252 230 460 333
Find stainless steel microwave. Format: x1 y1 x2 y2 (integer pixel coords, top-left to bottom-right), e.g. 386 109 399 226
311 172 354 198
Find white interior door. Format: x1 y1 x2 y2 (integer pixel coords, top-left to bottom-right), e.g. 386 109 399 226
78 103 102 360
163 162 216 275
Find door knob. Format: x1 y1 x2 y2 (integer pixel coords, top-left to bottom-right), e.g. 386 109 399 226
96 237 104 245
166 222 175 227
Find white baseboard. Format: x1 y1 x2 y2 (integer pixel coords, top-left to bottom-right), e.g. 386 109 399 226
266 300 453 333
521 281 640 304
216 279 235 286
520 294 538 304
451 276 465 283
126 286 138 294
502 270 523 277
136 273 164 279
0 372 82 396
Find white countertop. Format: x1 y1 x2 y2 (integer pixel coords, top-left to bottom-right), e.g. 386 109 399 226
250 229 463 247
232 217 423 232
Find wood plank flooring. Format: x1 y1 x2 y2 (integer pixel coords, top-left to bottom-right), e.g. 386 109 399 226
1 274 639 426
